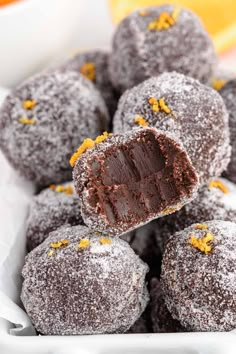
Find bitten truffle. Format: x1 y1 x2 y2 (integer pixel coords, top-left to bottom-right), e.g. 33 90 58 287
73 127 198 236
219 79 236 183
21 225 149 335
109 5 216 92
58 50 119 119
150 278 186 333
161 220 236 331
153 177 236 254
113 72 231 184
0 70 109 187
26 182 84 252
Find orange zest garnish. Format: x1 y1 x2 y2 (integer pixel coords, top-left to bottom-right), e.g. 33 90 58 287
80 62 96 81
70 132 112 167
50 239 69 249
99 238 112 245
148 7 180 31
18 117 36 125
194 224 209 230
77 239 90 249
50 184 73 195
148 97 172 115
208 179 229 194
189 232 214 254
212 78 226 91
134 115 149 127
22 100 36 110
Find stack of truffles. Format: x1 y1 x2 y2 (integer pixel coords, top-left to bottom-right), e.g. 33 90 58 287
1 4 236 335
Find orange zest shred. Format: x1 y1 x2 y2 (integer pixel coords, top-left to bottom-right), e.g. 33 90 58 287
148 97 172 115
208 179 229 194
18 117 36 125
70 132 112 167
212 78 226 91
22 100 36 110
162 206 180 215
99 237 112 245
50 184 73 195
148 7 180 31
148 97 159 112
80 62 96 81
134 115 149 127
48 249 55 257
50 239 69 249
189 232 214 254
194 223 209 230
159 97 171 113
77 239 90 249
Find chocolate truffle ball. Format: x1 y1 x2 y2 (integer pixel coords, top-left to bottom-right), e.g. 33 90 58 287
109 5 216 92
0 70 109 187
26 182 84 252
73 127 198 236
58 50 119 119
21 224 149 335
219 79 236 183
113 72 231 184
150 278 186 333
154 177 236 253
161 220 236 331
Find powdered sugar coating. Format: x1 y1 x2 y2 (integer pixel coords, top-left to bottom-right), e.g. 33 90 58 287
58 50 119 119
109 5 216 92
219 79 236 183
113 72 231 184
153 177 236 254
73 127 199 236
21 224 149 335
161 220 236 331
26 182 84 252
0 70 109 187
150 278 186 333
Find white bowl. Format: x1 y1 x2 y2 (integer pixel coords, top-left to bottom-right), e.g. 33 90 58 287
0 0 81 87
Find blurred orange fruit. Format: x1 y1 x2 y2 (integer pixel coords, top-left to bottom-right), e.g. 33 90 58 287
109 0 236 53
0 0 20 6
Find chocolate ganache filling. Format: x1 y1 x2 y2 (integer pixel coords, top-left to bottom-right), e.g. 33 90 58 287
84 129 198 230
